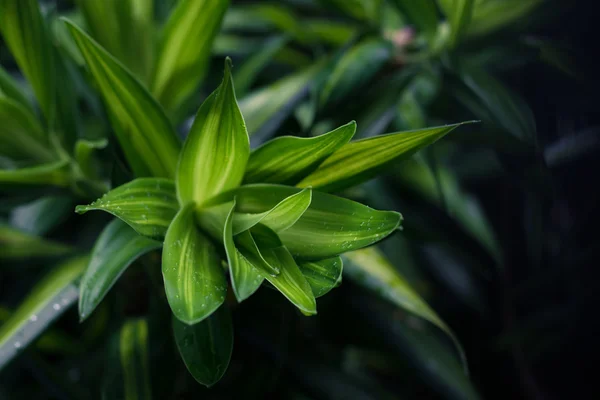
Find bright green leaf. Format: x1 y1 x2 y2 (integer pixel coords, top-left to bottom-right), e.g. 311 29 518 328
298 256 343 298
244 121 356 185
0 255 88 370
0 224 73 260
162 204 227 325
118 318 153 400
344 246 468 373
297 122 473 193
438 0 475 47
235 229 280 276
75 178 179 240
150 0 230 115
223 200 264 302
0 0 54 120
65 20 181 178
172 305 233 387
79 219 161 321
177 58 249 206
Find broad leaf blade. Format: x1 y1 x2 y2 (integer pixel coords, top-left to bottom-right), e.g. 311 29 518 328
177 58 249 206
235 230 280 276
65 20 181 178
0 0 54 120
223 201 264 302
297 122 473 193
0 255 88 370
173 305 233 387
150 0 230 115
244 121 356 185
344 246 468 372
299 257 343 298
162 204 227 325
79 219 162 321
75 178 179 240
118 319 153 400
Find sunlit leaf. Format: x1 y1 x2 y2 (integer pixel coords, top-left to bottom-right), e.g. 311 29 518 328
244 121 356 185
0 224 73 260
172 305 233 387
0 255 88 370
75 178 179 240
150 0 230 115
297 122 473 193
162 204 227 325
118 318 153 400
79 219 161 321
0 0 54 120
65 20 181 178
298 256 342 297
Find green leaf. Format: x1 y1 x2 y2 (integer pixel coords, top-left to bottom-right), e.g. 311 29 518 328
222 200 264 302
0 96 55 162
297 122 473 193
239 61 325 138
233 35 288 97
0 64 32 110
319 39 392 109
250 225 316 315
298 256 343 298
162 204 227 325
150 0 230 115
343 246 468 373
205 185 401 259
0 0 54 120
65 20 181 178
76 0 154 82
0 160 71 189
468 0 542 37
9 195 73 235
231 187 312 234
0 224 73 260
437 0 475 47
235 229 280 276
74 138 108 179
244 121 356 185
118 319 153 400
390 0 439 40
0 255 88 370
172 305 233 387
177 58 249 206
79 219 161 321
75 178 179 240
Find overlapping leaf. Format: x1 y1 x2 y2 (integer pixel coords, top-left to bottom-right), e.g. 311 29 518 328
299 256 343 297
79 219 162 321
76 178 179 240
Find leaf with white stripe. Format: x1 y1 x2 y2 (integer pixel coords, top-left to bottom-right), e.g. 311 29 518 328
75 178 179 240
177 58 249 206
162 204 227 325
299 257 343 298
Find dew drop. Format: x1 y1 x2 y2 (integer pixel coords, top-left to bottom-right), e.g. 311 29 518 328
29 315 38 322
14 341 22 349
53 303 61 311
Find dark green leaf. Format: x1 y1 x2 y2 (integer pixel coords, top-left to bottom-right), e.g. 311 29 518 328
297 122 473 193
65 20 181 178
244 121 356 185
75 178 179 240
437 0 475 47
9 195 73 235
390 0 439 40
150 0 230 115
118 318 153 400
298 256 342 297
0 64 32 110
162 204 227 325
0 224 73 260
0 160 71 189
79 219 161 321
172 305 233 387
177 58 249 206
468 0 542 37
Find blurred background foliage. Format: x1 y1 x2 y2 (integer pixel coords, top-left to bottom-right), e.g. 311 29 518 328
1 0 598 398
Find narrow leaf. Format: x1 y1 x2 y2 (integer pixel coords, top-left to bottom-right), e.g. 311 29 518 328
299 257 343 298
223 200 264 302
177 58 249 206
297 122 473 193
150 0 230 115
468 0 542 37
390 0 439 40
235 230 280 276
172 305 233 387
0 160 71 189
437 0 475 47
0 65 32 110
162 204 227 325
9 195 73 235
75 178 179 240
204 184 402 259
65 20 181 178
0 255 88 370
0 0 54 120
79 219 162 321
0 225 73 260
344 246 468 373
244 121 356 185
118 319 153 400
